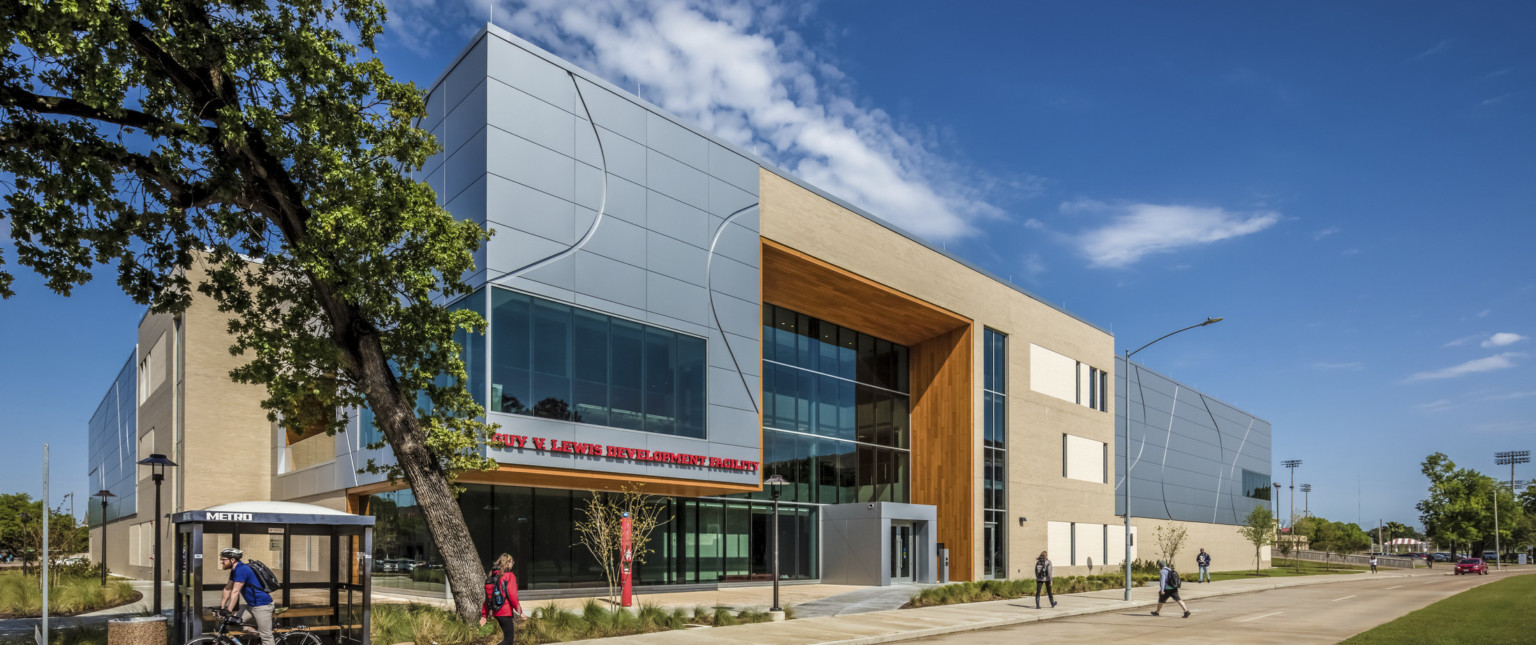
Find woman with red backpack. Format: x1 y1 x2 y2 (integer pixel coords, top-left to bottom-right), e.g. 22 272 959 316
479 553 524 644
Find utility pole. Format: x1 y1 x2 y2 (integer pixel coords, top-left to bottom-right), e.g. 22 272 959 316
1282 460 1302 530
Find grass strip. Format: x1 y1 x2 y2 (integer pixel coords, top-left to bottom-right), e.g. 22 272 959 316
1342 573 1536 644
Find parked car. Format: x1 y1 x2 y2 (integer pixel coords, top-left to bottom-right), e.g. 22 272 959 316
1482 551 1499 562
376 558 416 574
1431 552 1453 562
1455 558 1488 575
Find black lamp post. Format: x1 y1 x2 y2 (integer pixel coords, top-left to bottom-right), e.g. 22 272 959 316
764 474 787 613
137 453 177 614
94 489 115 587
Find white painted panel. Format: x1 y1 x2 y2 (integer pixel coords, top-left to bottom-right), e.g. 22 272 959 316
1030 344 1078 403
1065 434 1106 483
1047 521 1073 564
1106 524 1126 566
1074 523 1104 568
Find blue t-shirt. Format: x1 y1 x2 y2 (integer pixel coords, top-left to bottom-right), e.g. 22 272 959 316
230 562 273 607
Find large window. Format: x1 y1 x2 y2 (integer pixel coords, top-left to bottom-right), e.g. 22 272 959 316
983 328 1007 579
1243 469 1272 500
755 305 911 505
490 289 706 438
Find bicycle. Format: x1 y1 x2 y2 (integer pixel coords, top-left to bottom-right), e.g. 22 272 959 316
187 609 322 645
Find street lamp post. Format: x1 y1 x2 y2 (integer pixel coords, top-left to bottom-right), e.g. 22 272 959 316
1282 460 1302 530
1300 484 1311 519
764 474 787 613
1121 317 1223 601
94 490 115 587
137 453 177 614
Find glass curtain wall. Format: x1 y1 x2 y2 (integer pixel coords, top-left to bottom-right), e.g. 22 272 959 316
367 485 817 591
982 329 1007 579
753 304 911 505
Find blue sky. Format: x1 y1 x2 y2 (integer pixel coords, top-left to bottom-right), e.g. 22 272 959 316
2 1 1533 531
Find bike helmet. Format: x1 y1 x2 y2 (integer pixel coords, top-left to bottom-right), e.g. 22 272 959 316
219 547 244 560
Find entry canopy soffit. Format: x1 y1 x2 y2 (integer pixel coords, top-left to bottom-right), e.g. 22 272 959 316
173 500 375 526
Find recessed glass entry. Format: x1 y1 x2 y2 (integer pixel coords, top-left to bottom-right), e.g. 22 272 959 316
891 522 914 583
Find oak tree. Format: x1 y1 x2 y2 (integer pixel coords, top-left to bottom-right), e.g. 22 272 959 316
1 0 496 620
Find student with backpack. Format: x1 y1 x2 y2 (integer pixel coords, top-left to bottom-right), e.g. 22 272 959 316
480 553 524 644
1151 560 1191 618
217 547 275 645
1033 551 1057 609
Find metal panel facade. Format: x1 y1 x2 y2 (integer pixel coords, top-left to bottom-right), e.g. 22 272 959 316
1115 356 1272 526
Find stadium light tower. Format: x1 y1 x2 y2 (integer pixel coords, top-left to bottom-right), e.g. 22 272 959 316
1300 483 1312 518
1282 460 1302 529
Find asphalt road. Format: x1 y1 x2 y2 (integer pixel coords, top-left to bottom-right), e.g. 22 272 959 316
915 570 1528 644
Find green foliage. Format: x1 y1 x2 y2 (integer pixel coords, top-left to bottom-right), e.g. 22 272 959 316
1416 453 1523 556
0 571 137 618
907 574 1161 608
1239 505 1277 572
1342 570 1536 644
410 567 446 584
372 601 774 645
1153 523 1189 566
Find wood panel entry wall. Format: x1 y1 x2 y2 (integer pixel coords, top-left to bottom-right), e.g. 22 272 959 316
762 239 978 580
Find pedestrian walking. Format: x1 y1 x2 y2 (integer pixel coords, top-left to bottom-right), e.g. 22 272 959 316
1369 556 1378 573
1033 551 1057 609
1150 561 1191 619
1196 548 1212 583
480 553 524 645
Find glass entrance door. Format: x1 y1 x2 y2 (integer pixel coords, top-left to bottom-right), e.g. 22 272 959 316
890 522 913 583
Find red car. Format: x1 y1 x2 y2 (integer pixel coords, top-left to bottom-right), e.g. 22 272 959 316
1455 558 1488 575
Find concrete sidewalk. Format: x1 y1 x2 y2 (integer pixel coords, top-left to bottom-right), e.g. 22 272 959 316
574 568 1481 645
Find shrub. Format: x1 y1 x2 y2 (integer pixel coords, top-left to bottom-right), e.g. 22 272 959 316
0 571 137 618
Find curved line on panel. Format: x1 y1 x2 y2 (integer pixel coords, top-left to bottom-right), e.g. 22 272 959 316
1159 384 1181 520
1116 364 1153 497
485 71 609 284
707 203 762 414
1225 418 1256 524
1197 392 1227 524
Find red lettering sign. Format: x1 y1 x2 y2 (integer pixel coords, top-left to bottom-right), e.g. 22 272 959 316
488 432 757 471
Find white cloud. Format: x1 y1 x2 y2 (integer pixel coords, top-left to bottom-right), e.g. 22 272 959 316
1063 200 1281 268
488 0 1003 240
1314 227 1339 241
1482 391 1536 401
1414 399 1454 412
1443 334 1480 347
1312 361 1364 371
1482 332 1527 348
1410 39 1451 61
1407 352 1524 381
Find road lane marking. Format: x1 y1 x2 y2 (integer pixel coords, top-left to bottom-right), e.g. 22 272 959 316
1386 585 1404 589
1237 611 1284 623
1331 595 1357 601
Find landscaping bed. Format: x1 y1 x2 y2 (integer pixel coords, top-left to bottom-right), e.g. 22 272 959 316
371 600 785 645
0 570 140 618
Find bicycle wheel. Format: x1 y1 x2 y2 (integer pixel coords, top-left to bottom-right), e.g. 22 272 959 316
187 637 239 645
280 631 322 645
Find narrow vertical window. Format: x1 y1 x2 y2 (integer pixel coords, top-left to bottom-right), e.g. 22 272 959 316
982 328 1007 578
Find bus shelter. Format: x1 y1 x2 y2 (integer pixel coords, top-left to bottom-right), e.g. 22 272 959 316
173 502 374 644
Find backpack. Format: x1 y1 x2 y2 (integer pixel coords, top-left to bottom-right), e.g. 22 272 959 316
246 559 282 592
1034 559 1049 581
485 571 508 613
1165 568 1182 590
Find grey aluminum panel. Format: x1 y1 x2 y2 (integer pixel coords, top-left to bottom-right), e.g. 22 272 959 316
581 212 647 267
708 404 762 449
444 37 488 116
710 292 760 344
573 250 646 310
487 78 578 158
445 175 487 226
645 272 708 327
424 121 446 182
646 112 709 171
646 190 709 249
425 165 447 207
647 231 708 287
710 220 760 269
708 364 757 413
486 128 575 204
484 222 569 274
516 258 575 292
593 126 646 184
443 126 487 204
571 293 647 326
708 329 761 377
486 36 577 114
493 275 574 304
604 175 646 227
573 161 604 212
486 175 577 244
646 149 710 211
421 86 446 135
709 142 760 195
707 255 758 305
642 311 709 338
444 79 488 160
573 77 646 142
708 177 757 218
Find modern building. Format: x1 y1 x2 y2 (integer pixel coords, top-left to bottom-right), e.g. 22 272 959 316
88 24 1271 595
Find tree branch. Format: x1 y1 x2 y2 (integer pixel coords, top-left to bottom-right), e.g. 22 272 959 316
0 86 216 140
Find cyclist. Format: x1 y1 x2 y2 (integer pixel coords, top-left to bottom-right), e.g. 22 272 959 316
218 547 275 645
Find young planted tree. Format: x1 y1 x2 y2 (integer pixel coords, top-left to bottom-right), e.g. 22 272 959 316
1154 523 1189 569
574 486 670 609
0 1 495 620
1239 505 1276 574
1275 532 1296 571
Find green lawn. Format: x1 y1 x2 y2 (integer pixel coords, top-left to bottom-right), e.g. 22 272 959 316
1202 558 1370 582
1342 573 1536 644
